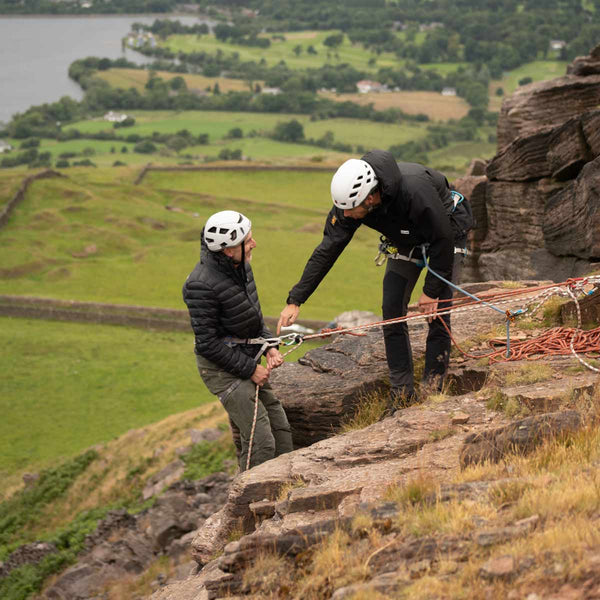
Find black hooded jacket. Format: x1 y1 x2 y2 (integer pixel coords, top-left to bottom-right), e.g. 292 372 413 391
287 150 459 303
182 235 272 380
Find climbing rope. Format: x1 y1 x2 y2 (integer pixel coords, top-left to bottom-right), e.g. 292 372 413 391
244 272 600 469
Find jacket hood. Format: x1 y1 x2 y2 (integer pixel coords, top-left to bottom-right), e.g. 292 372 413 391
361 150 402 203
200 227 247 285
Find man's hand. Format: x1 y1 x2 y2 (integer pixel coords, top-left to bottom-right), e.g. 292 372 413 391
277 304 300 334
251 364 270 386
266 348 284 370
418 292 439 323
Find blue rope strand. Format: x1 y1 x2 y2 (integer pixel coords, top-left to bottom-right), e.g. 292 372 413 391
419 244 512 357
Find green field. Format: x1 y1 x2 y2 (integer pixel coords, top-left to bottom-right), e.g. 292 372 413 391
96 67 262 93
0 167 393 320
489 60 568 111
161 30 403 72
66 110 429 151
0 317 206 479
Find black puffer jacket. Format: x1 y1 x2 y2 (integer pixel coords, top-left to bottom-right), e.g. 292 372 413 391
287 150 460 302
182 236 272 380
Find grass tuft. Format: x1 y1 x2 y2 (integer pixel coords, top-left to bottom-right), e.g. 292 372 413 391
340 389 388 433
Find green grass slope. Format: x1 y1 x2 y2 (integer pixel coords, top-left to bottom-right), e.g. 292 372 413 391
0 167 394 319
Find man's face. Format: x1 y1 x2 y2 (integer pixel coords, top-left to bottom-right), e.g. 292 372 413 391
224 230 256 264
343 190 381 219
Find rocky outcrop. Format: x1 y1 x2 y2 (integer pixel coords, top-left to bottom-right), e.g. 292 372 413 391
271 329 391 447
455 43 600 283
39 472 232 600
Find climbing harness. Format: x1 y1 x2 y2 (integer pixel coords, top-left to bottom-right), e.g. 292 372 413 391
374 237 426 267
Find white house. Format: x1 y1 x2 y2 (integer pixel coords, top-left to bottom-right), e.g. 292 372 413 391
441 87 457 96
0 140 12 153
262 87 282 95
356 79 385 93
104 111 128 123
550 40 566 51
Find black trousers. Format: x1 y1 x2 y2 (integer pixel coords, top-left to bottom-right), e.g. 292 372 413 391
381 253 463 395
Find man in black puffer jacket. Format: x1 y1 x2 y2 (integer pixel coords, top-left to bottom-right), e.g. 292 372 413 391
277 150 473 412
183 210 293 470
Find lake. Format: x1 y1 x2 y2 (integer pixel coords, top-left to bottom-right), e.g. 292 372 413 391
0 14 205 125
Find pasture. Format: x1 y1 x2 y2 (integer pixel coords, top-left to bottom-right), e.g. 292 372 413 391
0 167 391 320
95 67 262 94
318 90 470 120
66 110 429 151
161 29 402 72
489 60 568 111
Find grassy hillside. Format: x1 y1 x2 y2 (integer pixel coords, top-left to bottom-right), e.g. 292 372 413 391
0 167 393 318
0 317 206 491
65 110 429 150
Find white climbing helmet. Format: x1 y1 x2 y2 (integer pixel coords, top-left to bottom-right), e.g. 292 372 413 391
203 210 251 252
330 158 378 209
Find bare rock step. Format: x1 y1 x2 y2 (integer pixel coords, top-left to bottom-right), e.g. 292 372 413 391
460 410 583 468
498 373 598 414
480 555 516 580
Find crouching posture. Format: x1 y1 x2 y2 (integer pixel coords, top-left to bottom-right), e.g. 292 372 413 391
183 210 293 470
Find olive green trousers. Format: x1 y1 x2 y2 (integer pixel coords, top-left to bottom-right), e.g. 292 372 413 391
196 355 293 471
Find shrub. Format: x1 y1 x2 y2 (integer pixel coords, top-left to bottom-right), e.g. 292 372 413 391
20 138 40 149
56 159 70 168
134 140 157 154
227 127 243 139
181 439 236 480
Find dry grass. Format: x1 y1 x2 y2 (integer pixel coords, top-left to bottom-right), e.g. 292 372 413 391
277 477 307 502
340 389 388 433
504 363 554 386
318 90 470 120
236 387 600 599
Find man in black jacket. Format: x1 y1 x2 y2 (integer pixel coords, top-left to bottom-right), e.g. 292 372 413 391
277 150 472 410
183 210 293 470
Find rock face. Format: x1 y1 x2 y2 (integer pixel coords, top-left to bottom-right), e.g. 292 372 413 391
455 43 600 284
271 329 392 448
40 473 232 600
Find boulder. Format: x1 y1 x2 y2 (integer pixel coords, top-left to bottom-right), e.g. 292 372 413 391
543 156 600 259
547 116 593 181
465 158 488 176
143 459 185 500
486 128 553 182
271 330 392 448
581 110 600 158
481 180 546 251
566 43 600 76
497 74 600 149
